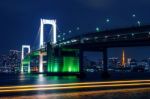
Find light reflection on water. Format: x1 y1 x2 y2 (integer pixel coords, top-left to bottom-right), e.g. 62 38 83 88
0 74 80 86
35 74 79 85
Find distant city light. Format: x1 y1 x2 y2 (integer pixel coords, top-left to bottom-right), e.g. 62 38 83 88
63 33 66 35
117 35 120 37
94 37 98 39
77 27 80 30
57 35 60 38
105 36 108 38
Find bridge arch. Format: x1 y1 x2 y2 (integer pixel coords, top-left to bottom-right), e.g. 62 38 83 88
40 19 57 48
39 19 57 73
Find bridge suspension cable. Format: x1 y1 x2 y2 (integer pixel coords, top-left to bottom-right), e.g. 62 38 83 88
32 26 40 50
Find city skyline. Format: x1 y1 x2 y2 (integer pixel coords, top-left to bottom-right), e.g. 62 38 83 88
2 46 150 62
0 1 150 98
85 47 150 62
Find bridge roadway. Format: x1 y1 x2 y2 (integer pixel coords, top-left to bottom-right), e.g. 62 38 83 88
58 25 150 49
29 25 150 76
54 25 150 76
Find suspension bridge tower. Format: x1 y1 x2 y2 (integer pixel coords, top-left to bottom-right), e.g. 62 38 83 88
21 45 31 74
39 19 57 73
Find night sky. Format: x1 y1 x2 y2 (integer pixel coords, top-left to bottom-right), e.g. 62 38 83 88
0 0 150 60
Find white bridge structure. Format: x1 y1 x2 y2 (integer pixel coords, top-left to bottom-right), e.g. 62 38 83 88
21 45 31 73
21 19 57 73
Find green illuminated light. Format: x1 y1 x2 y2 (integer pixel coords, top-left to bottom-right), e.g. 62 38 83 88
22 55 30 65
22 55 30 73
31 51 40 56
47 45 80 73
47 56 61 72
47 56 79 73
62 48 78 52
63 57 79 72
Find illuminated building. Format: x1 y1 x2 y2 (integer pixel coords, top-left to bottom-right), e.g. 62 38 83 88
108 57 119 69
127 58 131 66
121 49 126 67
130 59 137 69
0 50 21 73
140 60 149 71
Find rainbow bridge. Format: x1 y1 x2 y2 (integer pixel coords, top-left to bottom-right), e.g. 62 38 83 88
21 19 150 76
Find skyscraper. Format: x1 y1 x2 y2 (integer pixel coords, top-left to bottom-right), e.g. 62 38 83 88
121 49 126 67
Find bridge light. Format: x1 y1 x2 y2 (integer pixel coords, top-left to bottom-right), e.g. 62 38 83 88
96 27 100 32
21 45 31 74
137 21 141 26
77 27 80 30
71 39 77 42
69 30 72 33
106 18 110 23
40 19 57 48
132 14 136 18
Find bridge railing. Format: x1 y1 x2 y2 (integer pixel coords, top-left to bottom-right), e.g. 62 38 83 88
58 31 150 46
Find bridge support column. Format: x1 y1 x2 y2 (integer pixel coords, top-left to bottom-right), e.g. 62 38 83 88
79 48 85 78
102 47 110 78
39 52 43 73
